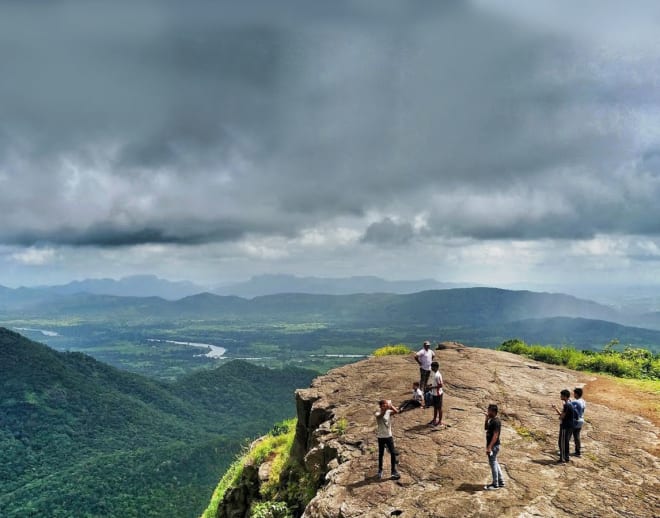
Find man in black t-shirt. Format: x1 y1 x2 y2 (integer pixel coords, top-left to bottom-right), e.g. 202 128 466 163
552 389 574 463
484 404 505 490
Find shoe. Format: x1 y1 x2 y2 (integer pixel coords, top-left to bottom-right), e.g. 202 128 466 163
428 419 436 425
498 481 505 488
573 452 581 457
430 421 438 427
484 483 499 490
391 472 401 480
377 471 382 479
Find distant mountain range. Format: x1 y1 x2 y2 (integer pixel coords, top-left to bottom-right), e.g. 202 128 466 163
0 328 315 517
213 274 471 297
2 276 660 352
1 274 471 302
40 274 205 300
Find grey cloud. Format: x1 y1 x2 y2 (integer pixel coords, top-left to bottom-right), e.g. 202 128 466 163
361 218 415 245
2 220 256 248
1 1 660 248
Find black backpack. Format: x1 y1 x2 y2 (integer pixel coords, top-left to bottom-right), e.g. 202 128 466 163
570 401 581 428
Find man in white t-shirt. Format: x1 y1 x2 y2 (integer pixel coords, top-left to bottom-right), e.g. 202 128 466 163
375 399 400 480
414 340 436 391
430 361 444 427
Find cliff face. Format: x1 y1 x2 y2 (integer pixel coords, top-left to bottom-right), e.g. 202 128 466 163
291 343 659 518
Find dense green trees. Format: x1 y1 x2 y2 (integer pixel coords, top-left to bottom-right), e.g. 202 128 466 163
0 328 315 517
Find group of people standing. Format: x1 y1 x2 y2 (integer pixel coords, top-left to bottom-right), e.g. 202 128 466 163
552 387 587 463
374 340 588 489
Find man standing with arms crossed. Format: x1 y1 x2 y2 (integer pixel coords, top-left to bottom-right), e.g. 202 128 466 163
414 340 435 392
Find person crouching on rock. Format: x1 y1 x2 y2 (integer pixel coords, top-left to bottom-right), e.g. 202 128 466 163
375 399 401 480
429 361 444 427
398 381 425 412
484 404 505 490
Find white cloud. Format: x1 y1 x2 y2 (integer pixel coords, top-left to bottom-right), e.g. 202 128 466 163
11 247 58 266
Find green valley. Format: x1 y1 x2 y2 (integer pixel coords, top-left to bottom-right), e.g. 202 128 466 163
1 288 659 379
0 328 316 518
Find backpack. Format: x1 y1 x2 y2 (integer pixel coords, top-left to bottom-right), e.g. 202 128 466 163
570 400 582 428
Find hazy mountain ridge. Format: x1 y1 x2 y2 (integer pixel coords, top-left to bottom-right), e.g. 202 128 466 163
40 274 205 300
0 328 316 517
0 287 619 323
213 274 470 297
3 287 660 355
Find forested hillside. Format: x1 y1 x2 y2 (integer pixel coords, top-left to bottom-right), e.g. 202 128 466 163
0 328 315 517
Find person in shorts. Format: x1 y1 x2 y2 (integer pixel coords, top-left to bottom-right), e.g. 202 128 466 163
429 361 443 427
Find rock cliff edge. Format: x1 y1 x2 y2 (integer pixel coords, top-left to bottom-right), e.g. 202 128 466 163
291 343 658 518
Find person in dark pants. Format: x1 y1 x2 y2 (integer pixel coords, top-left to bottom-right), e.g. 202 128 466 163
414 340 435 393
484 404 505 490
398 381 425 412
375 399 400 480
552 389 574 463
571 387 586 456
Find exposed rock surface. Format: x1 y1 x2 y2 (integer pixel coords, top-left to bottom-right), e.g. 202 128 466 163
295 343 659 518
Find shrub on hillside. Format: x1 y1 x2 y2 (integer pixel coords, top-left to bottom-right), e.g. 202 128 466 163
373 344 413 357
498 339 659 380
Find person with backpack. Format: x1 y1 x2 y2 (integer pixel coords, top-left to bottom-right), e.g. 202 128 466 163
552 389 575 463
571 387 586 457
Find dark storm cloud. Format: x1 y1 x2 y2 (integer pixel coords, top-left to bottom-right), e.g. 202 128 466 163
1 0 660 248
3 220 252 247
361 218 415 246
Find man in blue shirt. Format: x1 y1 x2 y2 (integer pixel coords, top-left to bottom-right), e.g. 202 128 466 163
571 387 586 456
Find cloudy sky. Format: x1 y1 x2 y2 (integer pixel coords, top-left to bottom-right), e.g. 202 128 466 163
2 0 660 289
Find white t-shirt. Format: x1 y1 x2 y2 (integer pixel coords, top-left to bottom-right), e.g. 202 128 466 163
375 409 393 438
432 371 443 396
413 387 424 402
416 348 435 370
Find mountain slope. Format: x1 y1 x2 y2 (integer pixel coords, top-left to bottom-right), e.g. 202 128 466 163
0 328 315 517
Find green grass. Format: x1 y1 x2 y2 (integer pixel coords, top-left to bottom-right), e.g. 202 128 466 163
498 339 660 380
373 344 413 356
200 451 246 518
331 417 348 436
200 419 297 518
